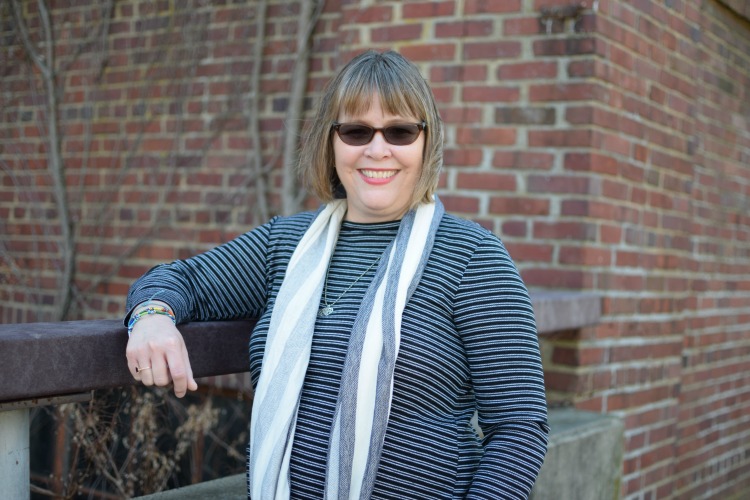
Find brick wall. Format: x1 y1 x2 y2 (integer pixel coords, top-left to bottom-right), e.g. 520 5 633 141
1 0 748 498
535 1 750 497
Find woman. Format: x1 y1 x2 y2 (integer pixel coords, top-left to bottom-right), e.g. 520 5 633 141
125 50 549 499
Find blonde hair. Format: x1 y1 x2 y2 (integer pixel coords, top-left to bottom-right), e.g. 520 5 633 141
299 50 444 208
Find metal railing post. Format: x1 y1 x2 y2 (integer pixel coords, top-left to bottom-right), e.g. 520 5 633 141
0 407 30 500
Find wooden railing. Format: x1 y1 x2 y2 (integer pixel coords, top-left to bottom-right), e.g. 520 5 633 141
0 290 601 499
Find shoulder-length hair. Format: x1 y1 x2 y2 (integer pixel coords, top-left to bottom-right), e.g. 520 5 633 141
298 50 444 208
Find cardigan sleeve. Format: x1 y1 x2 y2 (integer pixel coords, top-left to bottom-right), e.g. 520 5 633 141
454 233 549 499
124 220 274 325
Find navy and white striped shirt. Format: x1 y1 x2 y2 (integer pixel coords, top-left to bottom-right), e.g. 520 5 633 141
126 211 549 499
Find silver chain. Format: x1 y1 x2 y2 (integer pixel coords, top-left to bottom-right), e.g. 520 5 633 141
318 254 382 317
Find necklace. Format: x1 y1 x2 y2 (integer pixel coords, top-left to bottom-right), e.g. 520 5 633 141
318 254 382 317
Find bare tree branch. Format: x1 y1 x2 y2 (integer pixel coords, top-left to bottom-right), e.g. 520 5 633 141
281 0 325 215
11 0 75 321
58 0 115 77
247 0 270 223
10 0 51 79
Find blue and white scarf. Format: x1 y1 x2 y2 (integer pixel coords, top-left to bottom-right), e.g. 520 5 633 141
249 198 444 499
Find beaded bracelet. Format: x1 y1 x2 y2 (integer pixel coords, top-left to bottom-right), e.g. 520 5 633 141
127 303 176 337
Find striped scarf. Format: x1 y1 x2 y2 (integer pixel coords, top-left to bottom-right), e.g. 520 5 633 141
248 197 444 499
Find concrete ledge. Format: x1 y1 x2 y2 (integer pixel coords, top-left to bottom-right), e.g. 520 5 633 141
138 474 246 500
532 409 624 500
137 408 623 499
531 290 601 335
718 0 750 21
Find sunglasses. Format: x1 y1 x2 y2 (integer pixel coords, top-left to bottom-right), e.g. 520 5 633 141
332 121 426 146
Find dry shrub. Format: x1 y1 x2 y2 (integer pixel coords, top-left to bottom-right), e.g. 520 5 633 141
30 386 250 499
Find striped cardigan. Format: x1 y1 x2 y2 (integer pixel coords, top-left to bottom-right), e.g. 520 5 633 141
126 211 549 499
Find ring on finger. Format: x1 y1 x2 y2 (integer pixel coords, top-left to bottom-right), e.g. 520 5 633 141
135 366 152 373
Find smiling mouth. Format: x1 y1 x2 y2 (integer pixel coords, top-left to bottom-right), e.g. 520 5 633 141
360 169 397 179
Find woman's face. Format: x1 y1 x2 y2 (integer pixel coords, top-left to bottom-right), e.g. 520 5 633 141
333 94 424 223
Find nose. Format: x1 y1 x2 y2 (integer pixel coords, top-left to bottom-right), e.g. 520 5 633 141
364 130 392 159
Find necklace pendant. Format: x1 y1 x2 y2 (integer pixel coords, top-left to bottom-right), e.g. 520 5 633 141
318 305 334 317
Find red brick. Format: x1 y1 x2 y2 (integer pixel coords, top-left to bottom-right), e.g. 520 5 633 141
521 268 588 288
501 220 527 237
551 345 578 365
534 37 598 56
560 200 623 220
342 6 393 23
567 59 597 78
456 173 516 191
493 151 554 170
597 131 632 157
560 246 612 266
533 221 597 241
503 16 543 36
456 127 517 145
140 138 174 152
439 195 480 213
443 148 483 166
400 43 456 61
463 41 522 60
495 106 556 125
606 385 676 411
435 20 494 38
528 129 592 148
462 85 520 102
503 243 554 262
530 82 607 102
543 370 579 392
430 65 487 83
91 121 122 135
371 24 423 42
498 61 558 80
430 86 454 103
403 1 455 18
527 175 590 194
439 106 483 123
464 0 522 14
596 271 646 291
576 396 605 413
564 152 619 175
489 197 550 216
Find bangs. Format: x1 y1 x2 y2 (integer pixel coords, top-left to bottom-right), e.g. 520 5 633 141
336 62 423 120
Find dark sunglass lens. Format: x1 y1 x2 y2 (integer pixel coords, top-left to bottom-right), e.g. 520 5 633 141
383 124 420 145
338 124 374 145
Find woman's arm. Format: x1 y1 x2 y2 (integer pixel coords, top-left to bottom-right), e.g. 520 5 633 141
455 234 549 498
125 222 274 323
124 221 274 396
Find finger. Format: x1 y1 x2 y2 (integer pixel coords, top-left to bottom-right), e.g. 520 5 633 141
167 346 194 398
126 347 143 381
132 363 143 381
126 355 140 380
149 350 171 388
129 357 148 382
182 341 198 392
137 356 157 386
